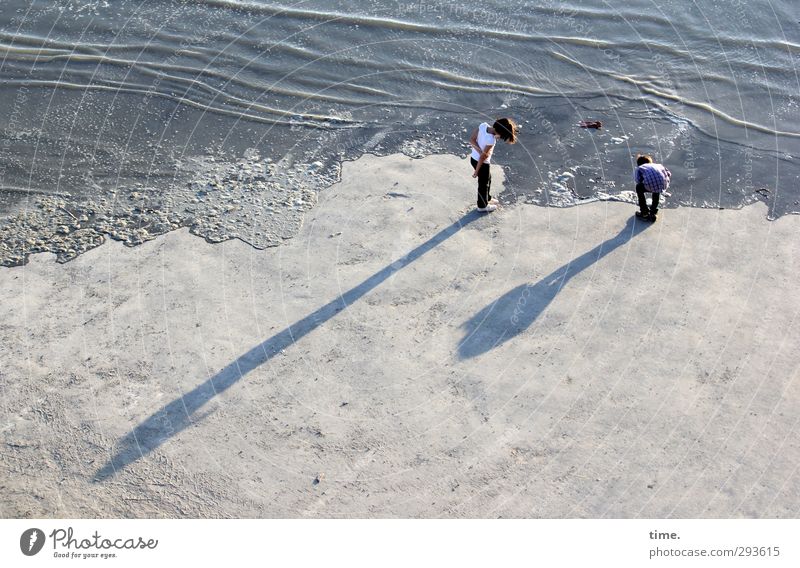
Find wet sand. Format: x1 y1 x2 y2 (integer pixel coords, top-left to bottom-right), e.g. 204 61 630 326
1 153 798 518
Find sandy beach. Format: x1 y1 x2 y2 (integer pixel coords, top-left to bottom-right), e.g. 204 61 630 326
1 153 798 518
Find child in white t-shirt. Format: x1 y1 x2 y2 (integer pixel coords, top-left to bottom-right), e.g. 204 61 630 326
469 118 518 212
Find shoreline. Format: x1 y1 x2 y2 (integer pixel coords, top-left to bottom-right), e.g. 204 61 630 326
1 153 798 518
1 147 792 269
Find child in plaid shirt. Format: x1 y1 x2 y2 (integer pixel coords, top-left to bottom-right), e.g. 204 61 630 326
634 154 671 222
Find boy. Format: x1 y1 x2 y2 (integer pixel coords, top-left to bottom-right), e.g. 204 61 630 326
634 154 671 221
469 117 518 212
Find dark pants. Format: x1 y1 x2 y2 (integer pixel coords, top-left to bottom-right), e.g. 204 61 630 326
636 183 660 215
471 158 492 208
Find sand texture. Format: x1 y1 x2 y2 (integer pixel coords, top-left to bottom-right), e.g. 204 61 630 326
1 153 798 518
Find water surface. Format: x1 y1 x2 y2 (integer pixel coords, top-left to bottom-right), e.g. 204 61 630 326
1 0 797 264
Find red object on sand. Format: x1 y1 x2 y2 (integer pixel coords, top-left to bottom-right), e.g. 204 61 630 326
579 120 603 129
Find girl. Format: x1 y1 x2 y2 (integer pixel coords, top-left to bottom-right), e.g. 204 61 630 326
469 117 518 212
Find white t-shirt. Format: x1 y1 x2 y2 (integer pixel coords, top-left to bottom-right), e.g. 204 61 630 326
470 122 496 163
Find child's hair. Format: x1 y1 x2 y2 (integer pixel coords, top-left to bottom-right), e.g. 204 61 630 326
636 154 653 166
493 118 518 144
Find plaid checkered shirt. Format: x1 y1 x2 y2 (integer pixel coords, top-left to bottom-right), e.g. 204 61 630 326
634 163 671 193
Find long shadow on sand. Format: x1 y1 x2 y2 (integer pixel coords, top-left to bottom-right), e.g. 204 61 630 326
458 216 650 359
94 210 482 481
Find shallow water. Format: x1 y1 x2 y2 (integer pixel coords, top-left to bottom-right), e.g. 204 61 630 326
0 0 798 264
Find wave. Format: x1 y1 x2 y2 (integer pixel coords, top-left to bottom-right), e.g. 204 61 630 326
0 78 362 128
551 51 800 138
